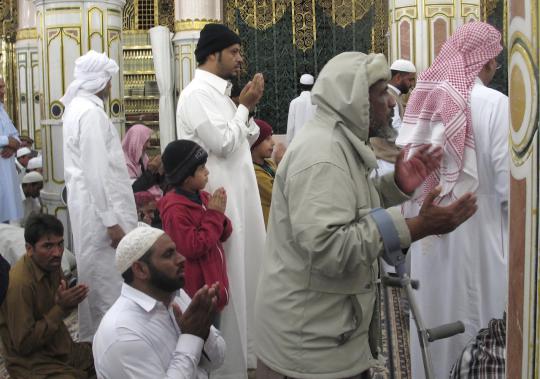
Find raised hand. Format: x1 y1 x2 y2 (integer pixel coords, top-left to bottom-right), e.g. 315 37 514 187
394 145 443 194
207 187 227 214
239 73 265 111
406 186 478 241
55 279 89 313
174 284 218 340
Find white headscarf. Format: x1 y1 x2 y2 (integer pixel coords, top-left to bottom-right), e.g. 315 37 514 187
60 50 118 106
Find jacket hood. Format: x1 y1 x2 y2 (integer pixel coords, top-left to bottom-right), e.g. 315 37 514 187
311 52 390 142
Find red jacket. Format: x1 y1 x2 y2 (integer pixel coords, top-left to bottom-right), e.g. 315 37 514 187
159 190 232 310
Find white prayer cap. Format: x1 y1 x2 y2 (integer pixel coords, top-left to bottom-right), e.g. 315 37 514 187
22 171 43 184
27 156 42 170
116 226 165 274
300 74 315 85
60 50 119 106
390 59 416 73
16 147 31 158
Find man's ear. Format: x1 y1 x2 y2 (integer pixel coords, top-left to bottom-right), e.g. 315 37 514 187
26 242 34 257
132 261 150 281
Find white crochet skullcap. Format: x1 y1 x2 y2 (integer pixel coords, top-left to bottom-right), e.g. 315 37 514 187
300 74 314 85
116 226 165 274
16 147 31 158
390 59 416 73
22 171 43 184
27 156 42 170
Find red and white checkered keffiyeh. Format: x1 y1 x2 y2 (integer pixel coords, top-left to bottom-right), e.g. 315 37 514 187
396 21 502 203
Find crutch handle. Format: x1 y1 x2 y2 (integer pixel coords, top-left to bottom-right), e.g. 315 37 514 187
381 275 420 290
427 321 465 342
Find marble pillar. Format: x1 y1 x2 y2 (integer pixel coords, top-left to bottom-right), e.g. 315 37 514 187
388 0 481 72
507 0 539 376
172 0 221 95
33 0 125 248
15 0 40 147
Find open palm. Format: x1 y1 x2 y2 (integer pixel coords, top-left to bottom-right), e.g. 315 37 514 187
394 145 443 194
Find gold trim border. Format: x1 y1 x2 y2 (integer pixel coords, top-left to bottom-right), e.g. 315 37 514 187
16 28 38 41
174 19 220 32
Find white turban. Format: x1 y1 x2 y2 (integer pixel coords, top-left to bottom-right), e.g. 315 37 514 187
60 50 118 106
22 171 43 184
115 226 165 274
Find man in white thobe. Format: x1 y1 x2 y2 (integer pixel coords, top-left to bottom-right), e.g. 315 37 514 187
61 50 137 341
93 227 226 378
286 73 317 144
0 76 22 223
176 23 266 379
396 22 508 378
388 59 416 131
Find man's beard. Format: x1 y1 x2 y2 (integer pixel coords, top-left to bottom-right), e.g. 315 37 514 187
397 82 410 94
147 261 184 292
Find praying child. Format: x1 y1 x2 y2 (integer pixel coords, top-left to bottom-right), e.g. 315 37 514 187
159 140 231 313
251 119 277 227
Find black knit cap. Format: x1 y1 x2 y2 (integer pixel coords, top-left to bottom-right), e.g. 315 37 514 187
162 140 208 185
195 23 241 64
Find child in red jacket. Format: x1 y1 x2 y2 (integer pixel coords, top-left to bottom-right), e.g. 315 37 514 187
159 140 232 312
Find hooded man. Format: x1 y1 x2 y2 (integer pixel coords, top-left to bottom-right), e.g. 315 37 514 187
61 50 138 341
254 52 478 379
286 73 317 144
396 21 509 379
175 23 266 379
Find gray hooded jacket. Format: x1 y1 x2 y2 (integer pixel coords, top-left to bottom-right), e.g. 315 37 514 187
254 52 412 378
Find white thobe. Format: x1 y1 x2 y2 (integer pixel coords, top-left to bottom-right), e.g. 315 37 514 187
63 94 137 341
0 104 22 222
93 284 226 379
286 91 317 144
176 69 266 379
406 79 509 379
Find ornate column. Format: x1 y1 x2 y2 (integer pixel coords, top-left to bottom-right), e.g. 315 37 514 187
172 0 220 94
388 0 481 72
34 0 125 248
507 0 539 377
15 0 40 148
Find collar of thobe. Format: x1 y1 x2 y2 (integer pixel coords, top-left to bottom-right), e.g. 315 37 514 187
474 76 485 87
195 69 231 96
121 282 175 312
388 84 401 96
78 93 105 109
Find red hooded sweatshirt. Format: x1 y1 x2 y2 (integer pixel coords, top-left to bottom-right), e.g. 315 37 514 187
159 190 232 310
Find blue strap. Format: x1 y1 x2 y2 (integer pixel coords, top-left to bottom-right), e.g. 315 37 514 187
369 208 406 267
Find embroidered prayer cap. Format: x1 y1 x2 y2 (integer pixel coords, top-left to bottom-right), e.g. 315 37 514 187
390 59 416 73
16 147 31 158
251 119 273 151
396 21 502 203
22 171 43 184
299 74 315 85
60 50 119 106
162 140 208 185
195 23 241 63
116 226 165 274
27 156 42 171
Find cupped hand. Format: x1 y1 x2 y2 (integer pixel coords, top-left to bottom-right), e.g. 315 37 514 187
394 145 443 194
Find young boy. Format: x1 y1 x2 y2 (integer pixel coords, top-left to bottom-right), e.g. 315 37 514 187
251 119 277 227
159 140 232 312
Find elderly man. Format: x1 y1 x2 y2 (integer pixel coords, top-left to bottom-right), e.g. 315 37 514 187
254 52 478 379
396 22 509 379
286 73 317 144
93 226 225 378
61 50 138 341
0 214 94 378
176 23 266 379
0 76 23 223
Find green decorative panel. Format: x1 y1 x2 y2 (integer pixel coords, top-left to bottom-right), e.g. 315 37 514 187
225 1 384 134
484 0 508 95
